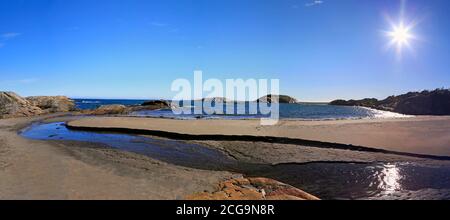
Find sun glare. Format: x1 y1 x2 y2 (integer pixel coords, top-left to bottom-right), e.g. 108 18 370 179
388 23 412 45
382 0 421 59
384 19 417 59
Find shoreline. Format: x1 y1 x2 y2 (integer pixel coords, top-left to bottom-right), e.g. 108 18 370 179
0 114 233 199
1 114 319 199
3 113 450 199
129 104 414 121
66 120 450 161
68 115 450 157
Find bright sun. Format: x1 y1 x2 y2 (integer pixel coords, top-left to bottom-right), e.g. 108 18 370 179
388 22 413 47
384 20 417 58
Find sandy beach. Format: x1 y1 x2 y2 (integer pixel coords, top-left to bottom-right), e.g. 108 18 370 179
1 114 325 200
2 113 450 199
68 116 450 157
0 114 237 199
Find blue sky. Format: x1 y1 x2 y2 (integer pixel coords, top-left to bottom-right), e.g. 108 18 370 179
0 0 449 101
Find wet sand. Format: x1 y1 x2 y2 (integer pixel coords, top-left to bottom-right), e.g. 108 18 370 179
1 114 321 200
67 116 450 157
0 114 235 199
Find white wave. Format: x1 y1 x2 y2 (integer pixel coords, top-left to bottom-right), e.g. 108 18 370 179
81 100 101 104
360 107 414 119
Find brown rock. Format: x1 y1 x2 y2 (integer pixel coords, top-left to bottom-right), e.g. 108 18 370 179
26 96 76 113
129 100 171 112
88 104 128 115
141 100 170 107
0 92 43 118
185 177 319 200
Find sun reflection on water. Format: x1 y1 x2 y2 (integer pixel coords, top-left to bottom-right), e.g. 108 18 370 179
378 164 402 192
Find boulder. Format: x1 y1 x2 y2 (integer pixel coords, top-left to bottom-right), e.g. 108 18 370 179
88 104 128 115
0 92 43 118
85 101 171 115
142 100 167 106
141 100 170 108
185 177 319 200
26 96 76 113
129 100 171 111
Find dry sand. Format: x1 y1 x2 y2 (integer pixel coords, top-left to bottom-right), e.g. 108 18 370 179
68 116 450 157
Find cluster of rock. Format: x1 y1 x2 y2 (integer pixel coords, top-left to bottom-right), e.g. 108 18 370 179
0 92 43 118
330 88 450 115
87 104 129 115
134 100 171 111
86 100 171 115
185 177 319 200
0 92 76 119
26 96 76 113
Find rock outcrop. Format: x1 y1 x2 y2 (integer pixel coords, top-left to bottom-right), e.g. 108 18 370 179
128 100 171 112
84 100 171 115
330 88 450 115
257 95 298 104
140 100 171 109
26 96 76 113
185 177 319 200
1 92 77 118
0 92 43 118
329 98 378 108
87 104 128 115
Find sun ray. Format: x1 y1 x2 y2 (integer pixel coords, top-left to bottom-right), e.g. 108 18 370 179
384 18 417 60
382 0 424 60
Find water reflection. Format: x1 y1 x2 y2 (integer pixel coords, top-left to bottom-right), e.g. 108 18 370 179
378 164 402 192
252 162 450 200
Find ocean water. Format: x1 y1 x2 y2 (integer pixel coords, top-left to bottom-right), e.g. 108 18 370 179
74 99 147 110
74 99 410 120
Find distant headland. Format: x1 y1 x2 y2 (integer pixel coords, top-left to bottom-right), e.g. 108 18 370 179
330 88 450 115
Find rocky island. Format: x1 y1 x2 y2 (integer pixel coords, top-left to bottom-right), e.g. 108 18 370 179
257 94 298 104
